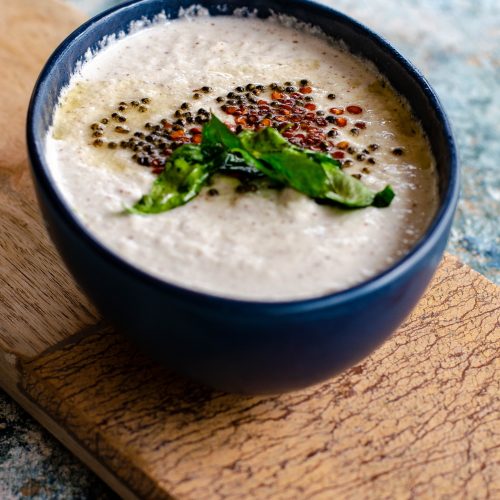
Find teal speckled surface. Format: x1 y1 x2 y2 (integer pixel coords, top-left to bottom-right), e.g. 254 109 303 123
1 1 498 498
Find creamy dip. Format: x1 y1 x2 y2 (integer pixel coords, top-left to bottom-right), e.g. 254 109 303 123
46 12 439 301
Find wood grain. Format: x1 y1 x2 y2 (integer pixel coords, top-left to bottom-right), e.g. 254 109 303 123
20 255 500 499
0 0 98 358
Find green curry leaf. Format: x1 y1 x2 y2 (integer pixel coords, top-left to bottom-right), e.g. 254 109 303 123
202 113 242 150
129 115 395 214
238 126 393 208
129 144 214 214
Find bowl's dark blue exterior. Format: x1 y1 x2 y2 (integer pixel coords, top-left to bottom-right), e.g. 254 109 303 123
27 0 459 394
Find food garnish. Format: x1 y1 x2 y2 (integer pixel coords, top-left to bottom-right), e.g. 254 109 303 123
89 81 396 214
128 115 394 214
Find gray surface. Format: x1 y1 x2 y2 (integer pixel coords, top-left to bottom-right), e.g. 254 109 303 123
1 0 498 498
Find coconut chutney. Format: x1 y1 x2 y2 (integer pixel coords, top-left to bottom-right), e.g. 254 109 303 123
45 11 439 300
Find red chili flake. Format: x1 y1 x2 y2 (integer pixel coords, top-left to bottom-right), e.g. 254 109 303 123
293 107 306 115
282 131 294 138
346 105 363 114
315 118 328 127
281 109 292 116
291 92 302 99
152 167 164 175
235 116 247 125
260 118 272 127
192 134 202 144
258 107 271 116
257 100 268 105
291 115 301 123
300 86 312 94
247 115 259 124
170 130 185 139
330 107 344 115
225 106 238 115
189 127 202 135
162 122 172 129
332 151 345 159
336 117 348 127
305 112 316 120
275 116 288 122
272 91 283 100
355 121 366 129
337 141 350 150
305 103 317 111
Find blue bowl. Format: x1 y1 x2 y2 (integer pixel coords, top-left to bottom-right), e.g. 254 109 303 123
27 0 459 394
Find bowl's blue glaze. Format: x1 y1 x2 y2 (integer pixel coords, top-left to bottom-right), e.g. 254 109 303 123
27 0 459 394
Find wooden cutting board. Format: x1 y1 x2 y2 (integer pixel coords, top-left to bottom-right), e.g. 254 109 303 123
1 1 499 498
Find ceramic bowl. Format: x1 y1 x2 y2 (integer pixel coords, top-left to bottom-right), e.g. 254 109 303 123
27 0 459 394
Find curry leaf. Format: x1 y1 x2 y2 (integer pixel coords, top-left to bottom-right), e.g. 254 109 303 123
238 126 393 208
129 115 395 214
129 144 214 214
202 113 241 149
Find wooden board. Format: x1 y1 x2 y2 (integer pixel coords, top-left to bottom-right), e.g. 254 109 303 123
1 1 499 498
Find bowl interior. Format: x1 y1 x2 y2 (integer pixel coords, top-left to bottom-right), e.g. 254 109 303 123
28 0 458 309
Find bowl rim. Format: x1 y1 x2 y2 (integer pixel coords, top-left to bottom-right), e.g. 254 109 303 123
26 0 459 314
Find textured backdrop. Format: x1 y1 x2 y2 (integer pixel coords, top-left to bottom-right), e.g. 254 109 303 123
1 0 498 498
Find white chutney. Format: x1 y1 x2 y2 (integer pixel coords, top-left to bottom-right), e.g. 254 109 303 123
46 13 439 300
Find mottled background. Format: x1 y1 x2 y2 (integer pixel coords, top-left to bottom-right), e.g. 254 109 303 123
1 0 498 497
